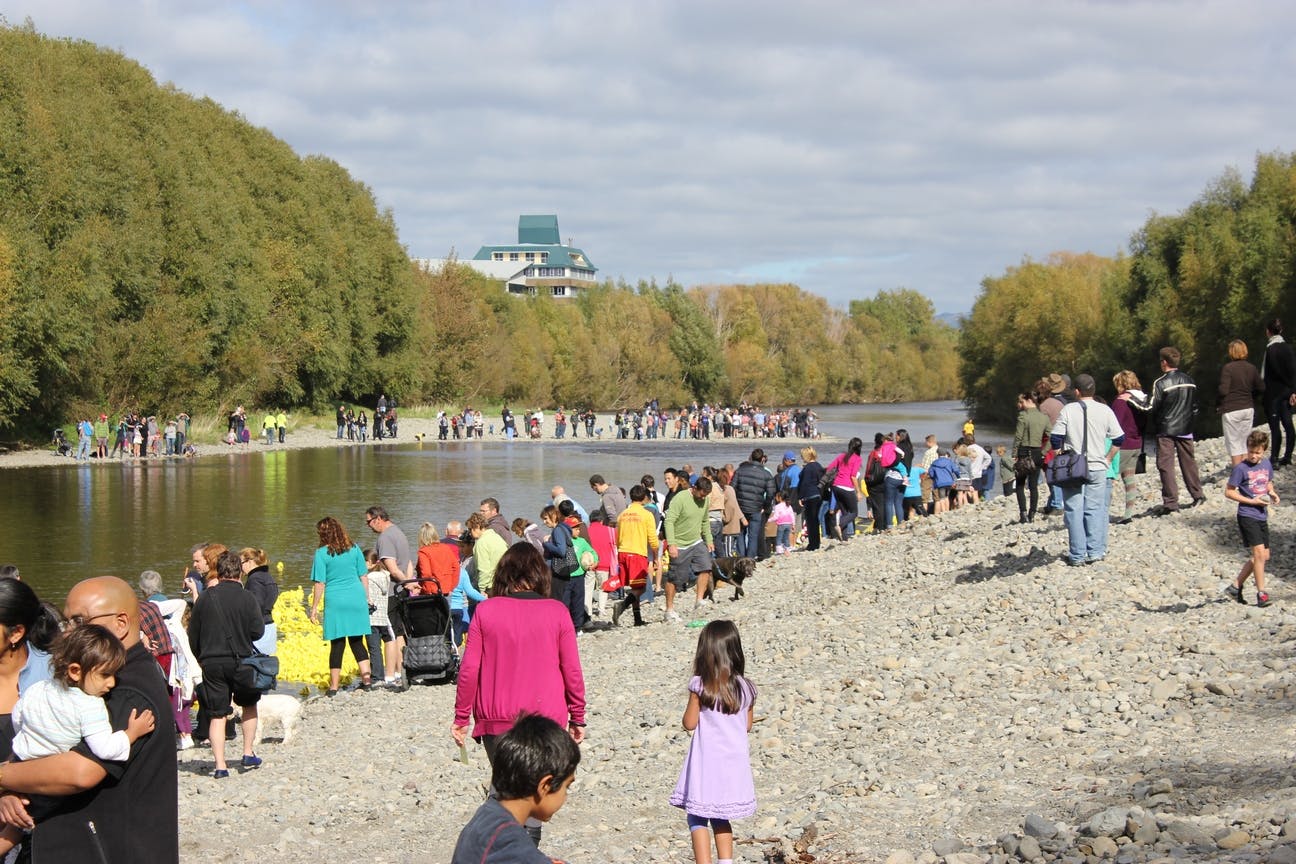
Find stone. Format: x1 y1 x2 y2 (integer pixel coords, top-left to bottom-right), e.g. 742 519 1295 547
1088 807 1129 838
885 852 917 864
1025 814 1059 839
933 836 966 857
1090 836 1118 858
1162 820 1213 846
1215 829 1250 850
1017 836 1042 861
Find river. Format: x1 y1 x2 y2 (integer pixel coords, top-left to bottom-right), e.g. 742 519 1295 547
3 401 1001 602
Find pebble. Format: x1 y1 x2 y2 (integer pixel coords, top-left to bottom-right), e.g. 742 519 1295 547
173 434 1296 862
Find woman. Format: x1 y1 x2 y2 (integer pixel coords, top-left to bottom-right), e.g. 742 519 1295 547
1013 391 1051 523
717 467 743 557
188 550 264 777
1219 340 1263 466
703 466 726 553
240 548 279 655
466 512 508 594
1264 319 1296 467
140 569 198 750
0 580 57 758
883 435 907 528
796 446 825 552
357 410 368 443
863 434 888 533
416 522 461 595
540 505 582 630
510 518 545 553
451 543 585 846
309 517 373 695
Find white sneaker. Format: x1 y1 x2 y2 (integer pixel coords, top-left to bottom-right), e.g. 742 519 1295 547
178 734 194 751
665 609 681 623
693 598 712 611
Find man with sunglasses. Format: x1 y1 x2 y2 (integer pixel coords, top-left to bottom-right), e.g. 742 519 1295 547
0 576 177 862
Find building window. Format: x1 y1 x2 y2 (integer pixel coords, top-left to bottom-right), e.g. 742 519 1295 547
493 252 504 261
552 286 567 297
525 252 535 261
509 252 519 261
540 252 548 263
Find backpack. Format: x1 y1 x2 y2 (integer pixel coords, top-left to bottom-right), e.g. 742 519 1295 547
866 452 886 486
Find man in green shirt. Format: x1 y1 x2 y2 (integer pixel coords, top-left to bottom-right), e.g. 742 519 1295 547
663 475 715 622
276 410 287 443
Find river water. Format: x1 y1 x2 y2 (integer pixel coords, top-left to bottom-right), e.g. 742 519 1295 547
4 401 999 602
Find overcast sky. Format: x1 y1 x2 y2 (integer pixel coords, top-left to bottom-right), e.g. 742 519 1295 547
8 1 1296 313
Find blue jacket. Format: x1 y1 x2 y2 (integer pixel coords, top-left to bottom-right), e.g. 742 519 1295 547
928 457 958 489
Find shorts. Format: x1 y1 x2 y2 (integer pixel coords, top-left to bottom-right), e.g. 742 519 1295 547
387 595 407 639
1238 514 1269 550
198 656 261 716
618 552 650 589
666 542 713 588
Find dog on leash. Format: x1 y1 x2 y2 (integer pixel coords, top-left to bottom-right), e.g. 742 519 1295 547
705 556 756 601
251 694 303 746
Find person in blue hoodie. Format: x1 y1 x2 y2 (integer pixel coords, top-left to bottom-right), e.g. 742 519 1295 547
927 451 958 514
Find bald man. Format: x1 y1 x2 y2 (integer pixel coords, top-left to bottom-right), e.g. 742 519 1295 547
0 576 178 863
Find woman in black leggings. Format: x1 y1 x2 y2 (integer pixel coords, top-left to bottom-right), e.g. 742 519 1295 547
309 516 374 696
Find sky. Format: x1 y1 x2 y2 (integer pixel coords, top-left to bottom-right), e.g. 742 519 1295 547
7 1 1296 314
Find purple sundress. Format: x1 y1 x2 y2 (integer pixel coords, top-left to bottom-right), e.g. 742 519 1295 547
669 675 756 820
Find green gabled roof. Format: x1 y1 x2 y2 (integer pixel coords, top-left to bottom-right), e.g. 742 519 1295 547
471 244 598 272
518 214 560 245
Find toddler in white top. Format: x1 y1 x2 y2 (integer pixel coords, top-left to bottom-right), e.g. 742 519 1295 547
0 624 155 854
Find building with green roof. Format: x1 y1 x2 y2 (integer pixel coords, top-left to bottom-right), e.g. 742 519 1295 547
467 215 599 298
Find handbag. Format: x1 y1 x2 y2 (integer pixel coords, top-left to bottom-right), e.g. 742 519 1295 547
1045 402 1090 489
817 457 839 497
549 526 579 578
601 573 625 592
1135 443 1147 475
241 649 279 693
1013 451 1036 476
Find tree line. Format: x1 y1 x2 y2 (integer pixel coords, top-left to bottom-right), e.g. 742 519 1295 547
0 25 959 437
959 151 1296 432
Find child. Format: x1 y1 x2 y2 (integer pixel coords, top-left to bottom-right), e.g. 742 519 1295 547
451 713 580 864
903 457 926 520
1225 430 1279 607
670 620 756 864
768 492 795 554
364 549 392 675
0 625 156 854
993 444 1012 498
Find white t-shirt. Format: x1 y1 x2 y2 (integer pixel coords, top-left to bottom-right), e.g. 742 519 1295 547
12 679 131 762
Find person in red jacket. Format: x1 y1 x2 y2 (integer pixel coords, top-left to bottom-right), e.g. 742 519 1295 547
415 523 460 595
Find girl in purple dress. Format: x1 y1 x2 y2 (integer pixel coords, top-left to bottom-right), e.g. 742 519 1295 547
670 620 756 864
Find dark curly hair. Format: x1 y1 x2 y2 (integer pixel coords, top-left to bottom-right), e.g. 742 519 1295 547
316 517 354 557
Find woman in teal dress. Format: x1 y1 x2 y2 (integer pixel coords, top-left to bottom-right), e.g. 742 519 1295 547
308 516 374 695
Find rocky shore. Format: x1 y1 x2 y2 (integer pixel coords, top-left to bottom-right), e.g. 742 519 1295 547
177 433 1296 863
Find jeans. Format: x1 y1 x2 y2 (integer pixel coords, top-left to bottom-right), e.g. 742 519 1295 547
883 474 905 527
554 576 587 629
775 524 791 550
336 424 344 439
741 513 764 559
76 438 90 460
1267 395 1295 463
365 626 386 670
1062 468 1108 563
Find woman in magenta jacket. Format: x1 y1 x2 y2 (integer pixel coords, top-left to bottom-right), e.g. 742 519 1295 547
451 543 585 845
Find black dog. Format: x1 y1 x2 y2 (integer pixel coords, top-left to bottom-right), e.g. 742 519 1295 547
705 556 756 602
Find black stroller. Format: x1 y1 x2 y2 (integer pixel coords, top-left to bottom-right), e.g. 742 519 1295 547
393 579 457 686
51 428 72 456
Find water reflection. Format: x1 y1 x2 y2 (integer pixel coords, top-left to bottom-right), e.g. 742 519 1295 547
3 402 998 601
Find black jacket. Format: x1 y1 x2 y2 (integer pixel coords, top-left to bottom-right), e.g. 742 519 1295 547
245 566 279 625
732 460 776 516
1140 368 1198 437
797 461 826 503
188 580 264 660
1264 339 1296 401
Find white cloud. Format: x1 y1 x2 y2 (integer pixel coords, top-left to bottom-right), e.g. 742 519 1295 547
7 0 1296 312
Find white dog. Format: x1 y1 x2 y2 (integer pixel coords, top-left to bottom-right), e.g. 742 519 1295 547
251 694 302 746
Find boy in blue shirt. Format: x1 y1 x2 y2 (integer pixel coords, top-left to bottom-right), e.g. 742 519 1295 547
1225 431 1279 607
452 714 581 864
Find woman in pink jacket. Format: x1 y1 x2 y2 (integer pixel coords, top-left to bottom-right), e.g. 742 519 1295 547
451 543 586 846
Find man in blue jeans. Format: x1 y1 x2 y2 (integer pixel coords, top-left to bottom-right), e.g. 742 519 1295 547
1050 374 1125 566
732 448 776 560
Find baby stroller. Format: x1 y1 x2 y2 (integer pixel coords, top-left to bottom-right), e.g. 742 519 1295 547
394 579 457 686
51 428 72 456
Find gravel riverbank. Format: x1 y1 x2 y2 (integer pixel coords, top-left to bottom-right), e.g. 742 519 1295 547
178 433 1296 863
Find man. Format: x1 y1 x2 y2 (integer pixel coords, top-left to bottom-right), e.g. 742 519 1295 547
732 448 776 560
0 576 178 863
551 486 589 524
276 409 287 444
75 418 93 461
478 498 514 546
366 507 414 687
262 410 276 445
1137 346 1205 514
663 475 715 622
588 475 627 526
93 414 109 459
336 404 346 439
1050 375 1124 566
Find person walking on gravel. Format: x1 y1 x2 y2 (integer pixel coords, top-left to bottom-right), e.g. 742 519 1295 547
1225 430 1279 607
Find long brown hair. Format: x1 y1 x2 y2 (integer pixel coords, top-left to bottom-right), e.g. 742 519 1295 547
489 543 550 598
316 517 353 557
692 619 755 715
